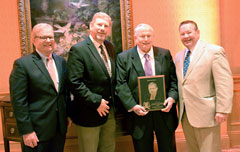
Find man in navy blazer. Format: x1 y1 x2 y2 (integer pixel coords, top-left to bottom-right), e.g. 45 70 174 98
116 24 178 152
9 23 69 152
67 12 116 152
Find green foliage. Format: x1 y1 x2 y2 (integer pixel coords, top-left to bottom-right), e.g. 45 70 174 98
30 0 122 57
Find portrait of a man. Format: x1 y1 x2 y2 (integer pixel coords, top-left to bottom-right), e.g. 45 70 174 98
142 81 165 110
148 82 158 100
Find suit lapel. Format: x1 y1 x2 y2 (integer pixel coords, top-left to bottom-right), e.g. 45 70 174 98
86 37 110 78
153 47 163 75
32 51 57 92
184 41 205 80
53 54 62 92
177 49 186 83
131 46 145 76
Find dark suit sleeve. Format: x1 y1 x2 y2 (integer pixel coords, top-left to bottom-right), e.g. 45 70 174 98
67 45 102 109
9 59 34 135
116 54 137 111
166 50 178 101
60 58 71 116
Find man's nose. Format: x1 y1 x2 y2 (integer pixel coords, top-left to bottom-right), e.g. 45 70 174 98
99 25 105 30
46 38 51 41
183 34 189 38
144 36 148 41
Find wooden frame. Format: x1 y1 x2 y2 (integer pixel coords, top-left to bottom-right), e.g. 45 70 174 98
17 0 134 56
18 0 32 56
120 0 134 51
138 75 166 111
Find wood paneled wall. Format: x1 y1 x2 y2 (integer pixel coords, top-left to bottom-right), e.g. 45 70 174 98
228 75 240 148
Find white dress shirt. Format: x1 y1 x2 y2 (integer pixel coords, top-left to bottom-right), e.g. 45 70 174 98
89 35 111 71
36 50 59 84
137 46 156 76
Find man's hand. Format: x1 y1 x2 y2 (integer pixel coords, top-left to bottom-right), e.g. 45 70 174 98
23 132 39 148
215 113 228 124
97 99 110 117
67 117 72 128
132 105 148 116
161 97 175 112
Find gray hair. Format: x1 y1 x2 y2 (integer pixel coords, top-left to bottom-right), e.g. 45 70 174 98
134 23 154 36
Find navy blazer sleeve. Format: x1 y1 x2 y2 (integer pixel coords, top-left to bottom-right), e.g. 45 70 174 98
10 59 34 135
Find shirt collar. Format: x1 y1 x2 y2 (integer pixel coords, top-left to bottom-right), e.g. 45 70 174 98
90 35 104 49
185 40 200 55
137 46 154 60
36 50 53 60
36 50 54 67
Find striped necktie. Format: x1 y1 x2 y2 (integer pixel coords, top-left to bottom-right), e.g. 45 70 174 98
99 45 111 77
183 50 191 77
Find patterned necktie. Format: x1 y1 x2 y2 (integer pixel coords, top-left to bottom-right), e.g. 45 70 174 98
144 54 153 76
183 50 191 77
47 57 58 92
99 45 111 77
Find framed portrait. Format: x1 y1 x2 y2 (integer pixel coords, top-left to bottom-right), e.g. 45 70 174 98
138 75 166 111
17 0 134 57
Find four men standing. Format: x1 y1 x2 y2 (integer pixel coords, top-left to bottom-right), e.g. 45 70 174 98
9 11 233 152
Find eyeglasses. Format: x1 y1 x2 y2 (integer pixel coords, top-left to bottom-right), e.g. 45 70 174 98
35 36 54 41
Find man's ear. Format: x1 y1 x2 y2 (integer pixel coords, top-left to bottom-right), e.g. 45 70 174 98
197 29 200 35
31 38 35 46
89 22 93 31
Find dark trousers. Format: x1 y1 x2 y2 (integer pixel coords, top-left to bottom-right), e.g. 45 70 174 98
23 112 66 152
22 130 65 152
132 111 176 152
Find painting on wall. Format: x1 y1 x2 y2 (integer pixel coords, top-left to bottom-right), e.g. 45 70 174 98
28 0 122 57
18 0 133 57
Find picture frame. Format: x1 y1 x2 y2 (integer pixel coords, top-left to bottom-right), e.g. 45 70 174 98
17 0 134 56
138 75 166 111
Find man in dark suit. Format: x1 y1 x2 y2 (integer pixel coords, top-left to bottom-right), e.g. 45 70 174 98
67 12 116 152
147 82 159 100
9 23 69 152
116 23 178 152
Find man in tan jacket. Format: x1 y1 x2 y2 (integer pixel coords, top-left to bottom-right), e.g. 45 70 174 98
175 20 233 152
